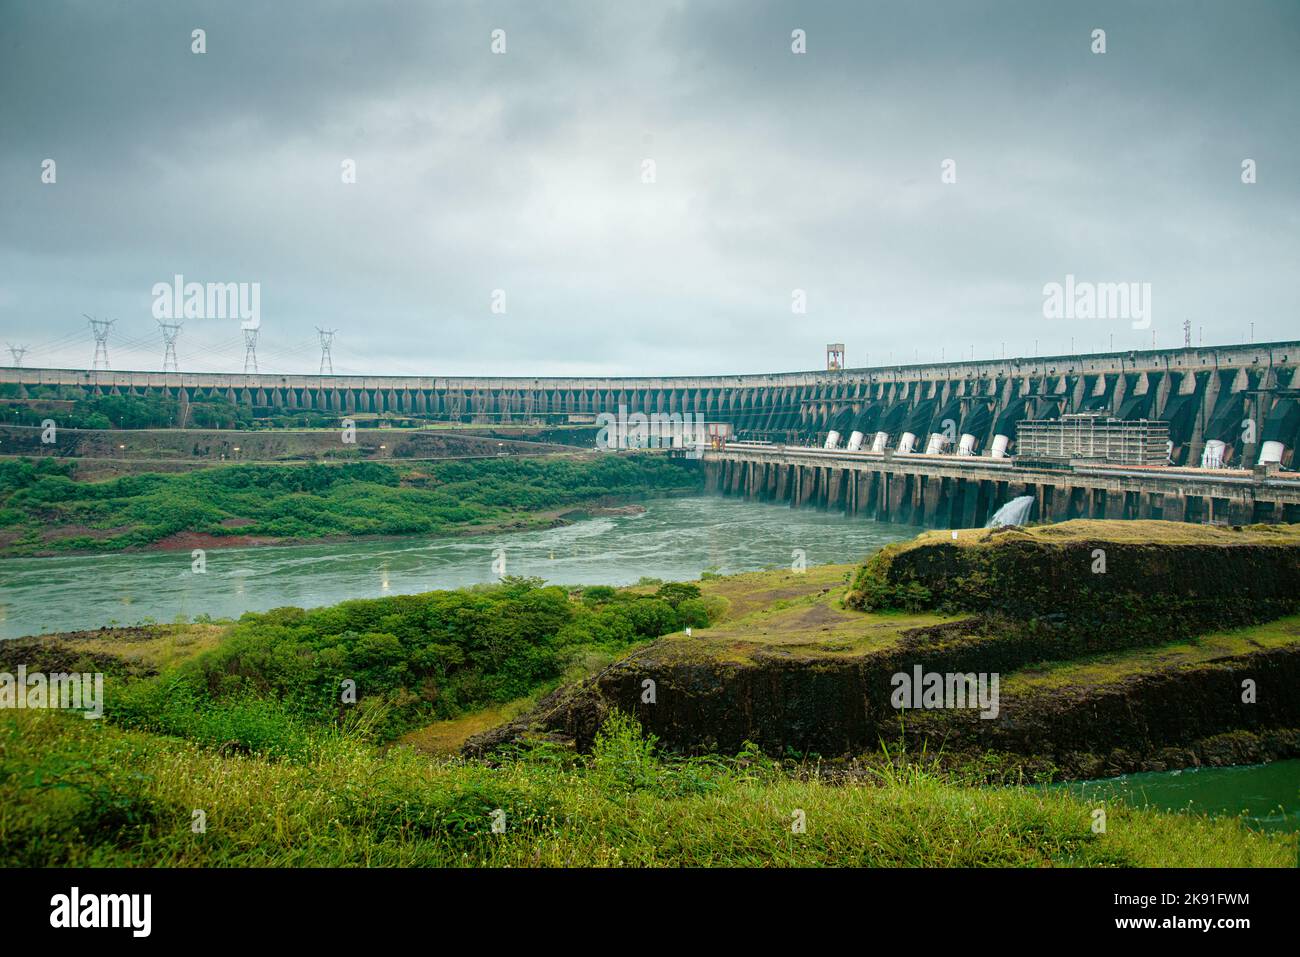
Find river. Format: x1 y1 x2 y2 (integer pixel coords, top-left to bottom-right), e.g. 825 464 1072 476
0 494 921 640
1057 760 1300 834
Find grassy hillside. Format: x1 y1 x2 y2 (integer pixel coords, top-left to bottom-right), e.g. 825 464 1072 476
468 525 1300 776
1 576 722 751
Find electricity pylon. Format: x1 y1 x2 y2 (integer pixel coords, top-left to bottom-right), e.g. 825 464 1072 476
316 327 336 374
158 320 182 372
243 328 259 374
85 315 116 370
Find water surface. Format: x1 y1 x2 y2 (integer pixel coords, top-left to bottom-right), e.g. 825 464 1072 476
0 495 920 639
1057 760 1300 833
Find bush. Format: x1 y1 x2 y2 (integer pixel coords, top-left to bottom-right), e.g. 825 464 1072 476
589 710 661 794
0 454 704 556
105 573 719 749
654 582 701 608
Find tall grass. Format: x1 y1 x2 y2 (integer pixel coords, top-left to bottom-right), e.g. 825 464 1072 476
1 709 1290 868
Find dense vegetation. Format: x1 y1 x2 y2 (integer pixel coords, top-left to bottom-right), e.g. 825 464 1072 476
1 387 250 430
2 706 1288 867
0 454 703 555
108 578 719 747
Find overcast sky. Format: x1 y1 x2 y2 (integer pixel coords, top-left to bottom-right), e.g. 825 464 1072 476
1 1 1297 377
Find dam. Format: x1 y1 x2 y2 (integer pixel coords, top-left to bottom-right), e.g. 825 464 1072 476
3 340 1299 525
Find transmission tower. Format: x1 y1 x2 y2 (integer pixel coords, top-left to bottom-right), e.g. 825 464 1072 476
6 344 28 367
243 328 259 374
1183 319 1191 348
316 327 336 374
85 315 116 370
157 319 182 372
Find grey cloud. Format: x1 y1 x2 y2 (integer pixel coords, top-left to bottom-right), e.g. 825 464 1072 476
1 1 1296 376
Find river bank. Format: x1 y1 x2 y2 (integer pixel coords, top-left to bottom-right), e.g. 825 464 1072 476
9 497 657 559
0 454 701 559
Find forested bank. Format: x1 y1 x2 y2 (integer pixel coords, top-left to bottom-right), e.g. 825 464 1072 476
0 454 703 557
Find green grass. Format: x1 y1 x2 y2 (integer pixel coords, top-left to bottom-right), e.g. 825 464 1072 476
6 562 1295 869
663 563 964 663
0 709 1289 867
1005 615 1300 692
920 520 1300 548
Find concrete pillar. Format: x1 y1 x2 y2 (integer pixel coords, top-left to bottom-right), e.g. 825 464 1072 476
889 474 910 523
1090 487 1106 519
922 476 943 526
958 478 980 528
1101 489 1124 520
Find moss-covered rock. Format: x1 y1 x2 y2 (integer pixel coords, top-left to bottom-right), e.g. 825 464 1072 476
845 520 1300 645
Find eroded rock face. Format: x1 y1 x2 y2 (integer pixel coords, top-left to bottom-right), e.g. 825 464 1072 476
465 526 1300 777
464 622 1300 778
848 533 1300 641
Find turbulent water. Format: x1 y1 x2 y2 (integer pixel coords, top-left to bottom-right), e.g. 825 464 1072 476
987 494 1035 527
0 495 921 640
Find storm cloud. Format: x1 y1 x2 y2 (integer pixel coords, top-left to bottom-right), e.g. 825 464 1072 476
1 1 1296 376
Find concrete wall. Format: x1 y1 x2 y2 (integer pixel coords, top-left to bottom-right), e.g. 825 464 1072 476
3 341 1298 467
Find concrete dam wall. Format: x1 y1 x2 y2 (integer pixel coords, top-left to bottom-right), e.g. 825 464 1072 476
5 341 1299 469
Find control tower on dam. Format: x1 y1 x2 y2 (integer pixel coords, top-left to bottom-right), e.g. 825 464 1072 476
3 340 1299 475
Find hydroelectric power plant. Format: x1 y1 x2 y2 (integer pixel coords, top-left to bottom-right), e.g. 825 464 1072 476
4 339 1299 526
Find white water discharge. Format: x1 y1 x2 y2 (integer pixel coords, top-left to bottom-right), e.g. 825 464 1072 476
986 495 1035 527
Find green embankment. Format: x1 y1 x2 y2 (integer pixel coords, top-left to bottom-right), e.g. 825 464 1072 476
467 522 1300 776
0 453 702 556
0 577 721 751
846 520 1300 634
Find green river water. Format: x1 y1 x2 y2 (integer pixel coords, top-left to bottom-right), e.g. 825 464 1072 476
1058 760 1300 834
